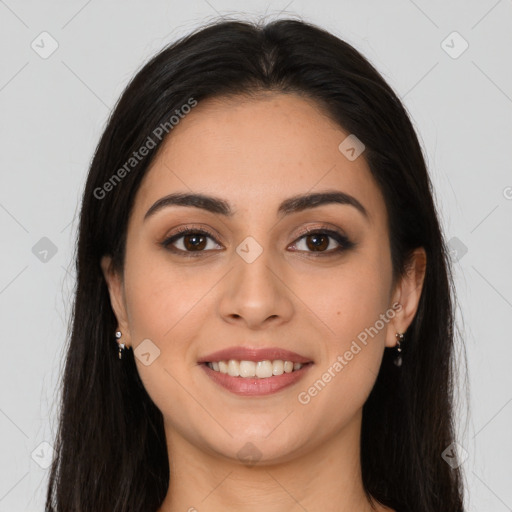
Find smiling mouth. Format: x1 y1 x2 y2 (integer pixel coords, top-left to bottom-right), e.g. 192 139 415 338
204 359 311 378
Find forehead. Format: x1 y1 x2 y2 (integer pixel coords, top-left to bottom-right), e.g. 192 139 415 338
133 93 387 228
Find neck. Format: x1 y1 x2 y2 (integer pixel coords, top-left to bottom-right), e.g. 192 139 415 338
157 409 387 512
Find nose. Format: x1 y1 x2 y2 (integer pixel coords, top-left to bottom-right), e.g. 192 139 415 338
218 247 294 330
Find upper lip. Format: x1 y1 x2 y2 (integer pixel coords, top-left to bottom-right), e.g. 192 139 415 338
198 346 313 364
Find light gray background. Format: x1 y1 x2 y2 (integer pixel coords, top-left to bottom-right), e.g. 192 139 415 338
0 1 511 510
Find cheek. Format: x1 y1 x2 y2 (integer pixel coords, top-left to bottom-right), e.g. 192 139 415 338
121 247 217 407
304 251 392 347
300 244 392 408
123 262 203 431
296 269 392 429
123 243 215 342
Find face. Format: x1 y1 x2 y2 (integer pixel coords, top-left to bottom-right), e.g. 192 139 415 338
102 92 424 465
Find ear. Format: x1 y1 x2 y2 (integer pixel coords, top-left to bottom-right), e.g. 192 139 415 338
386 247 427 348
100 255 131 347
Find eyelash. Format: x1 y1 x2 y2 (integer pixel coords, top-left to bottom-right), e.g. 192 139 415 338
161 225 355 258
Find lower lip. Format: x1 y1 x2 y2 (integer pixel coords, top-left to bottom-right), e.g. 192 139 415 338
200 363 313 396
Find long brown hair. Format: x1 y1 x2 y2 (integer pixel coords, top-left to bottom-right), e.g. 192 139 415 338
46 17 466 511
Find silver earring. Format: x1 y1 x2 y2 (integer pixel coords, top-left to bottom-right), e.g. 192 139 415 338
116 330 126 360
394 332 404 367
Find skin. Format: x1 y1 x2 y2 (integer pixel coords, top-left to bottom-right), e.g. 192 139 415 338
102 92 426 512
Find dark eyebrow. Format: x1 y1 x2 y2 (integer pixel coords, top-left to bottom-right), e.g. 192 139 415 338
144 192 232 220
278 190 369 221
144 190 369 222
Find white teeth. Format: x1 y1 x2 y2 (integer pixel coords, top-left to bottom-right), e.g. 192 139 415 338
207 359 305 378
239 360 256 377
256 360 273 378
272 360 284 375
227 359 240 377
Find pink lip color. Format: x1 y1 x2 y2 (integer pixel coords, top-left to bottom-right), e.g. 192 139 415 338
200 363 313 396
198 346 312 364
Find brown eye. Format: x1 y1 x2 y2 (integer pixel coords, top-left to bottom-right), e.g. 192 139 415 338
304 233 330 251
290 229 355 256
182 233 208 251
162 228 222 256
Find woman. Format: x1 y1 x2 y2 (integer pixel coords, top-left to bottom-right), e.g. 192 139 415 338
46 17 465 512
